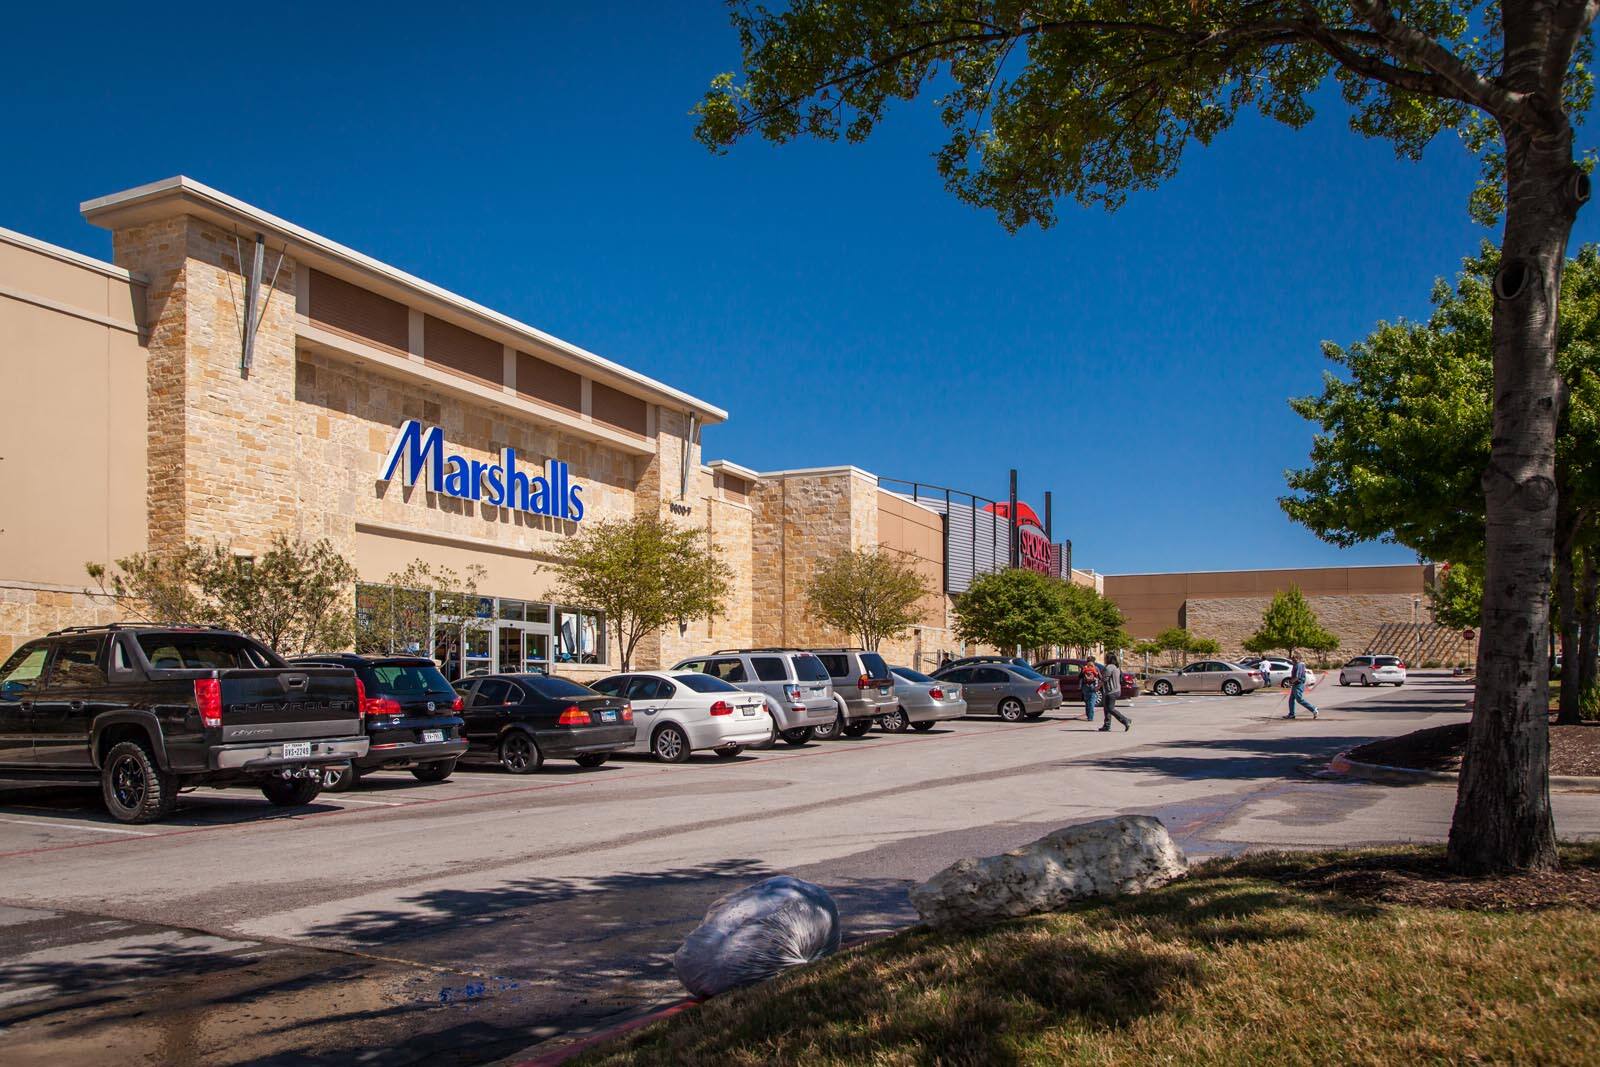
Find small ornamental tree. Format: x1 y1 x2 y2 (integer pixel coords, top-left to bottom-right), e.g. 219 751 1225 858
549 517 732 671
88 533 356 656
1243 586 1342 660
1153 627 1221 667
1059 582 1129 655
952 568 1071 653
1429 562 1486 631
806 547 930 651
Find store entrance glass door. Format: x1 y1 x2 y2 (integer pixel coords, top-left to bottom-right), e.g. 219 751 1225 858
496 626 523 675
493 623 551 674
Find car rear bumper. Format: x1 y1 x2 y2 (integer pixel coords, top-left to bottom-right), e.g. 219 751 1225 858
906 701 966 723
771 699 835 731
212 736 370 771
357 738 470 768
533 725 637 757
687 717 772 750
844 694 898 721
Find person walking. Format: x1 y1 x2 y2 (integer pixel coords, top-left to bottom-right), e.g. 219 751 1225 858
1284 655 1319 719
1080 656 1100 722
1099 654 1132 731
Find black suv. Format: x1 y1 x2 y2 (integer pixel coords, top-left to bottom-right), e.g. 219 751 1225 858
289 654 468 790
0 625 365 822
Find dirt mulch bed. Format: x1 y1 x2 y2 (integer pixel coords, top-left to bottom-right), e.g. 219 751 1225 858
1348 721 1600 776
1285 845 1600 911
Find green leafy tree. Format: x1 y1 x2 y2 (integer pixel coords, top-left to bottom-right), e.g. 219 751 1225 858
1286 245 1600 725
549 517 732 671
1243 586 1342 659
1429 561 1486 631
953 569 1072 653
1151 627 1221 667
1187 637 1223 658
696 0 1599 875
807 547 931 651
1059 582 1128 654
88 534 356 656
355 560 487 660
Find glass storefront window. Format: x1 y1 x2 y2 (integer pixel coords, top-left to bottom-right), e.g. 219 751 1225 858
555 609 604 664
525 632 551 673
498 599 526 621
525 603 551 624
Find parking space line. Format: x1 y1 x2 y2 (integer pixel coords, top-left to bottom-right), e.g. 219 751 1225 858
0 816 153 836
322 797 405 807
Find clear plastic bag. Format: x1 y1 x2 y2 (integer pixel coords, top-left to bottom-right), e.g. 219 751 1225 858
672 875 841 998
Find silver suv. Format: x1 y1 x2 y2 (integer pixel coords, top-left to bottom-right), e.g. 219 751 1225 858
808 648 898 738
671 649 838 745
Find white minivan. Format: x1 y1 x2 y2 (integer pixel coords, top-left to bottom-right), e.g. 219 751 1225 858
591 671 772 762
1339 655 1408 687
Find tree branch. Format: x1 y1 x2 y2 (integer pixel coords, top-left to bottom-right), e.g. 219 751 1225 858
1545 0 1600 99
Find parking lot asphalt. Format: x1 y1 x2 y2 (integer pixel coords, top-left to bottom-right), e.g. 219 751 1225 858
2 674 1597 1065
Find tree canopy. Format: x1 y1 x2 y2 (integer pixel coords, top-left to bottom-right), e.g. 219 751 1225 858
88 534 355 656
953 569 1070 652
806 547 931 651
1243 586 1342 658
549 517 732 671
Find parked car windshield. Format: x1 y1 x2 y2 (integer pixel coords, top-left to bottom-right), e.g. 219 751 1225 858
791 654 829 682
860 652 890 679
675 673 740 693
368 663 455 694
523 676 595 699
137 633 282 670
892 666 934 684
1008 664 1048 681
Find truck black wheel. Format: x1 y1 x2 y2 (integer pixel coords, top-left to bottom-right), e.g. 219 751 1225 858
261 776 321 808
101 740 177 824
842 719 873 738
410 759 456 783
575 753 609 768
499 731 544 774
781 727 814 745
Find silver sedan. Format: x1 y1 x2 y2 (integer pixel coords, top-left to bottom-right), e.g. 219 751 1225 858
1149 660 1265 697
880 666 968 732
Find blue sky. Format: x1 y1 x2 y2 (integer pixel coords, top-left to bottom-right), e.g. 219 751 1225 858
8 3 1596 574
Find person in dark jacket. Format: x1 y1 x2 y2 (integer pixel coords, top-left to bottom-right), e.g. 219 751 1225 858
1099 654 1131 731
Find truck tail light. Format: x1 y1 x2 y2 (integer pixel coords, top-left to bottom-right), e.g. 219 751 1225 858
929 687 944 700
557 705 589 725
354 678 367 722
709 700 733 716
194 677 223 728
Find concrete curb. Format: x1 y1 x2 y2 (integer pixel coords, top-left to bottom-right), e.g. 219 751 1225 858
1329 751 1600 790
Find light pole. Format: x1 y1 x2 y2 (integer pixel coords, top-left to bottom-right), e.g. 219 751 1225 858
1412 595 1422 667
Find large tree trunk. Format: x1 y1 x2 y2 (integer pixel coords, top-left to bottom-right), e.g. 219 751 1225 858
1446 113 1580 873
1555 485 1582 724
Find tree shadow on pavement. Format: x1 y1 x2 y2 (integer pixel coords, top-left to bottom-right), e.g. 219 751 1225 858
1085 735 1383 781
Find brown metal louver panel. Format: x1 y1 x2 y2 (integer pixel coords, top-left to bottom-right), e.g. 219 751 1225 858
515 351 582 414
719 474 749 505
591 381 648 437
307 269 410 353
423 315 504 387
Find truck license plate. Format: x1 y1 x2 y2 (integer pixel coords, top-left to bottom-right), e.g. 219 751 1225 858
282 742 311 759
601 710 618 722
422 729 444 743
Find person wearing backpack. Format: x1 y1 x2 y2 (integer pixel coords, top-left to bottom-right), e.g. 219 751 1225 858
1099 654 1131 731
1080 656 1100 722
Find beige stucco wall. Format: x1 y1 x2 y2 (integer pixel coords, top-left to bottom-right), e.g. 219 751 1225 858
0 232 150 657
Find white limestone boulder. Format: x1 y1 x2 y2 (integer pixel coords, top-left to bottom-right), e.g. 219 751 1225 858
910 815 1188 927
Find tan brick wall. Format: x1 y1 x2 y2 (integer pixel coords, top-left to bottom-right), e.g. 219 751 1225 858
1184 592 1435 663
0 583 123 660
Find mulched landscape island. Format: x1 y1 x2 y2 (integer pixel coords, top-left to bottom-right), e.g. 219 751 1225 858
1349 721 1600 777
571 846 1600 1066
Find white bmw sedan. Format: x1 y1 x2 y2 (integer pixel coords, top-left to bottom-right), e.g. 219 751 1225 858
591 671 772 762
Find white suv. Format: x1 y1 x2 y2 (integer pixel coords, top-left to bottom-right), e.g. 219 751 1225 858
1339 655 1408 687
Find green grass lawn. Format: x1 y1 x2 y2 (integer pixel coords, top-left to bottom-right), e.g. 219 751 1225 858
574 846 1600 1066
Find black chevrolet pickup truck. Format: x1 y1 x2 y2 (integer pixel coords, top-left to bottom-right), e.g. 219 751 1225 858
0 624 367 823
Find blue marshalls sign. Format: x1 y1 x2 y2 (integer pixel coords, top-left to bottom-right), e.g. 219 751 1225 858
380 420 585 521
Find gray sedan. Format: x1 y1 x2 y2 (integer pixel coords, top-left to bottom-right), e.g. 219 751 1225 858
880 666 968 732
1149 660 1265 697
931 663 1063 722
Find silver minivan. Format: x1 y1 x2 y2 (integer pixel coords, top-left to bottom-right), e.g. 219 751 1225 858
671 649 837 745
808 648 898 738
